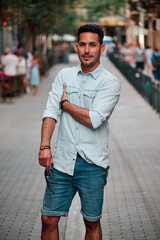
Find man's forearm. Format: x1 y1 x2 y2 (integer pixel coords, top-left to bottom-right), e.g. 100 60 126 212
40 117 56 145
63 101 93 127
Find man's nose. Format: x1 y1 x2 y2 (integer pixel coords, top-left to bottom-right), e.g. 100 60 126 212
85 45 89 53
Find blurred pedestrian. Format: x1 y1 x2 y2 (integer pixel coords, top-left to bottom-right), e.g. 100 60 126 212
16 49 27 93
18 44 28 60
24 52 33 93
144 45 153 77
39 24 120 240
113 41 121 58
1 48 18 76
12 40 19 55
149 48 160 88
134 43 146 72
121 43 135 66
61 42 69 63
0 49 8 74
30 52 40 96
145 45 153 65
16 49 26 76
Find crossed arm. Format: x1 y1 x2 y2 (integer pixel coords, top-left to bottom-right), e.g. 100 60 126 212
61 84 93 127
39 84 92 169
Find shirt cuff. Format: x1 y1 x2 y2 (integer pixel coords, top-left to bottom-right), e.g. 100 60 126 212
89 110 105 129
42 108 59 121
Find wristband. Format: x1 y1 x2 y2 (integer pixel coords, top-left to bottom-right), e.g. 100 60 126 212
40 145 51 150
59 99 69 110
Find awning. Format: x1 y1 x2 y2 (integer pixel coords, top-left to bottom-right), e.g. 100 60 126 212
99 15 128 27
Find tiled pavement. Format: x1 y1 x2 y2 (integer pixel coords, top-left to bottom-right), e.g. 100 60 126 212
0 54 160 240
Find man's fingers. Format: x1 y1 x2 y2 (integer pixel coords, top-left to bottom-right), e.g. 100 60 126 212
45 166 50 172
63 83 66 91
39 150 53 168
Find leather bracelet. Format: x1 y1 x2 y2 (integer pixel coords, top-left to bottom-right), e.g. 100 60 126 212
40 145 51 150
59 99 69 110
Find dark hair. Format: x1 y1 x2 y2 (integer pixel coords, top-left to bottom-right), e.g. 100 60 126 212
77 24 104 45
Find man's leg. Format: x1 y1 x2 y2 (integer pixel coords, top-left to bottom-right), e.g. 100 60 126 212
41 166 77 240
41 215 60 240
84 218 102 240
73 155 109 240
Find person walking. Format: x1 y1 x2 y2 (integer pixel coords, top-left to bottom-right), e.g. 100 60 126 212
38 24 121 240
16 49 26 76
149 48 160 88
1 48 18 76
144 45 153 77
24 52 33 93
134 43 146 72
122 43 135 66
145 45 153 67
30 52 40 96
16 49 26 92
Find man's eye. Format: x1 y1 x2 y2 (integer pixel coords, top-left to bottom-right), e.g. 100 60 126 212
79 43 85 46
90 43 96 47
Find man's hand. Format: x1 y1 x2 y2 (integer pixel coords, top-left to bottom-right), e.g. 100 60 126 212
152 66 157 71
61 83 68 101
39 149 53 171
60 83 92 127
39 118 55 170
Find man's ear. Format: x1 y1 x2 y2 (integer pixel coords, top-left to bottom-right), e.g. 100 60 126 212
75 43 78 53
100 44 105 54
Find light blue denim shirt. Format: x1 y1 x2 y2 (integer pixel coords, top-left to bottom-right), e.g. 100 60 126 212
43 63 120 176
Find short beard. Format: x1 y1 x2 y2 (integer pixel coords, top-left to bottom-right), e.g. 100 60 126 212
81 55 100 69
81 61 95 68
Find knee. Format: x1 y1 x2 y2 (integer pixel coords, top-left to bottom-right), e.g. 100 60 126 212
84 218 100 231
42 215 60 230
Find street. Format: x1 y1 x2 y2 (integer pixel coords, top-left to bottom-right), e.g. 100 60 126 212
0 54 160 240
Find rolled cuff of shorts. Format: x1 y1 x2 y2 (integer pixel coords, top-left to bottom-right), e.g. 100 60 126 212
41 208 68 217
81 209 102 222
42 109 59 121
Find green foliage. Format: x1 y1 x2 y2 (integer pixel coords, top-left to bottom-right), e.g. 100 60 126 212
83 0 126 21
0 0 79 35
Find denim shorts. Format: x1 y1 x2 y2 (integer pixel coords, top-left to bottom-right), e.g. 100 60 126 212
42 154 109 222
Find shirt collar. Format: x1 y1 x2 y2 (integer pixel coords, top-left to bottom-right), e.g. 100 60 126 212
77 63 103 80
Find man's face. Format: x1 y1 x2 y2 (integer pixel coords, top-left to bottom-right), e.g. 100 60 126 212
75 32 105 73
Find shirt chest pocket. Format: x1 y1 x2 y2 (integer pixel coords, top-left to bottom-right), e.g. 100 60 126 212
66 87 78 104
83 90 97 110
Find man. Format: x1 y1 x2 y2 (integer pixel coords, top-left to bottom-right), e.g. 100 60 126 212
134 43 146 72
39 24 120 240
2 48 18 76
144 45 153 76
149 48 160 88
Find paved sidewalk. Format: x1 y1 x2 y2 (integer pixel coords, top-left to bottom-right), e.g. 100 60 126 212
0 54 160 240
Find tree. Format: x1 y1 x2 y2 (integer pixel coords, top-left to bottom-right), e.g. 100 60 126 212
0 0 80 50
83 0 126 22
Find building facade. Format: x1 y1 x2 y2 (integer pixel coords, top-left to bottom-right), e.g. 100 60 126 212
127 0 160 49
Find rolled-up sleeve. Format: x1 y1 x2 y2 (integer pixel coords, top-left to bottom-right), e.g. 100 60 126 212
43 72 63 121
89 77 120 129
